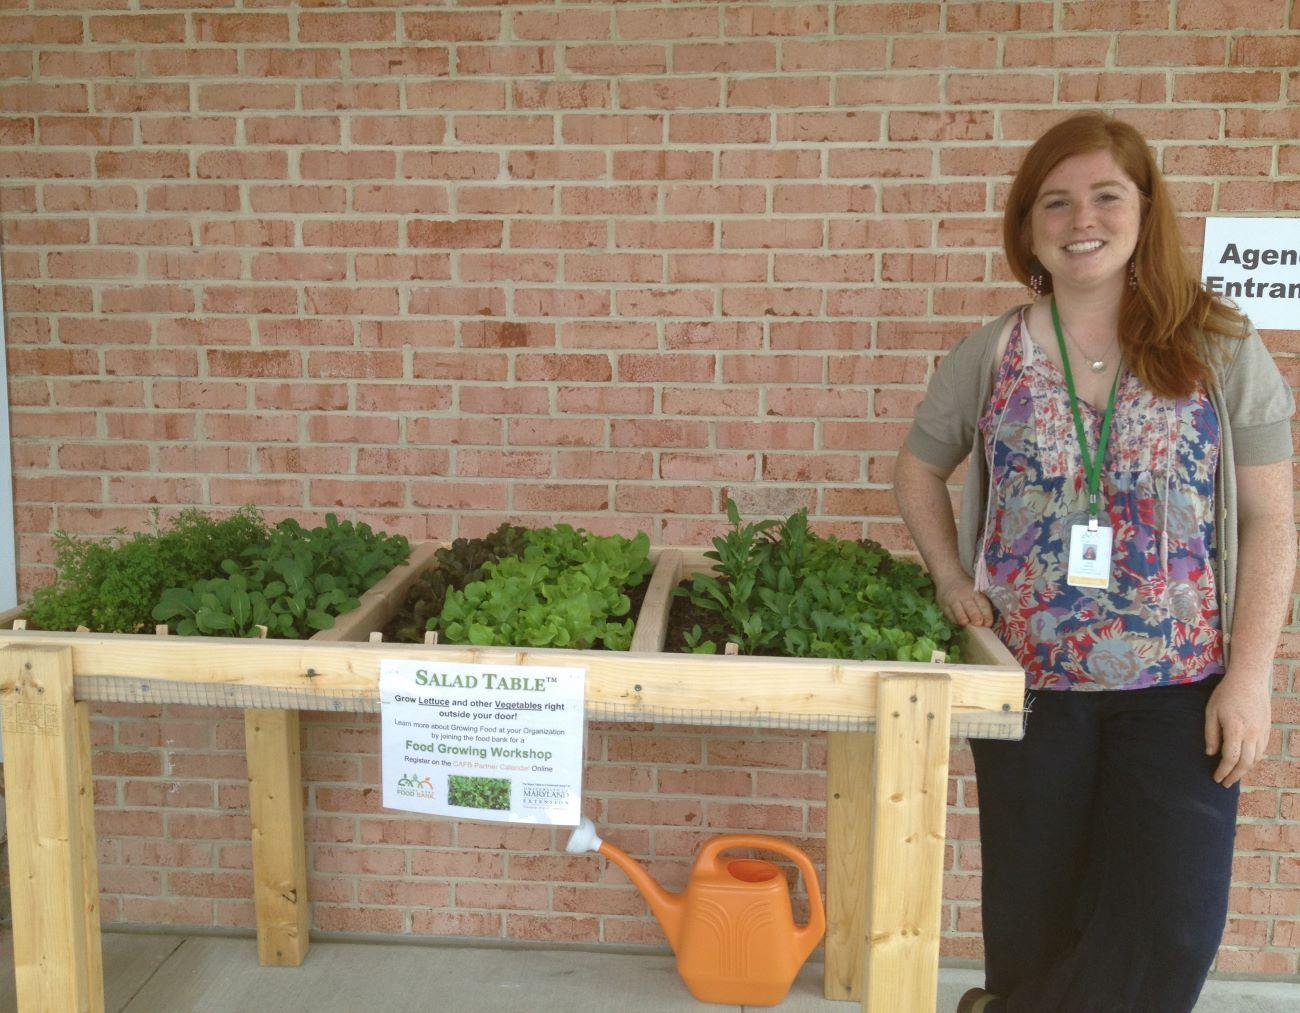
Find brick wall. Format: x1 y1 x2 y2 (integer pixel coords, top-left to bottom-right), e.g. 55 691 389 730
2 0 1298 976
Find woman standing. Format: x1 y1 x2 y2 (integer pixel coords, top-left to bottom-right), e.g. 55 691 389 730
895 113 1295 1012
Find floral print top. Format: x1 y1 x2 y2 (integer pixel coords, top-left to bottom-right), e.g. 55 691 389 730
975 311 1225 691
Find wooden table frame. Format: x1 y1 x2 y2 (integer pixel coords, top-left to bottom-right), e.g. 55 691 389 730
0 546 1022 1012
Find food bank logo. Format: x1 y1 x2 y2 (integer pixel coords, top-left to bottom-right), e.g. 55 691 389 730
395 773 435 799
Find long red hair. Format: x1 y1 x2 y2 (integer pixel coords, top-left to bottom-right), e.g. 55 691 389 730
1003 112 1245 398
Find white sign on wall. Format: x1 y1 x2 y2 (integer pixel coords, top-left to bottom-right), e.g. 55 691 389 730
1200 217 1300 331
379 659 586 825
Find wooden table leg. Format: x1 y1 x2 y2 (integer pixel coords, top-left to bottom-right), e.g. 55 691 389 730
1 645 104 1012
825 730 874 1000
246 708 310 966
861 673 952 1012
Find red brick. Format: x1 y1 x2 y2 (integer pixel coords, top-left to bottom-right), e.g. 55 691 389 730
1178 0 1287 29
659 769 754 796
706 803 805 832
1060 72 1168 105
117 898 213 927
345 45 448 77
357 880 451 907
313 906 405 934
660 387 760 417
560 185 658 216
552 451 648 481
1173 71 1282 104
298 12 394 44
1063 1 1172 30
0 149 91 180
191 151 288 186
405 10 501 42
1119 33 1228 67
888 110 994 141
505 914 599 943
302 83 397 111
783 38 886 71
411 911 501 937
612 483 712 513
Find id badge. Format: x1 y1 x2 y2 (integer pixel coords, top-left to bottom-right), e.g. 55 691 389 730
1067 524 1112 589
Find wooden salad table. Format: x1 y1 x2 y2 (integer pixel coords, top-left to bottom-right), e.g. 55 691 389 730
0 544 1023 1012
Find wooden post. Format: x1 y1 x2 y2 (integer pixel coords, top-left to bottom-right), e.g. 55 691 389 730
860 673 952 1012
245 707 310 966
824 730 874 1000
1 645 104 1012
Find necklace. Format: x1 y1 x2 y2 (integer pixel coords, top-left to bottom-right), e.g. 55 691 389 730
1058 316 1116 373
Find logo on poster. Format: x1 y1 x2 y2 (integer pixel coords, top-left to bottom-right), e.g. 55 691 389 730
395 773 435 799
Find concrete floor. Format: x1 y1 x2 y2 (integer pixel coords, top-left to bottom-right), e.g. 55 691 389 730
1 929 1297 1012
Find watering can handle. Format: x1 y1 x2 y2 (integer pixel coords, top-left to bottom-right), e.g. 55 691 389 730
697 835 826 939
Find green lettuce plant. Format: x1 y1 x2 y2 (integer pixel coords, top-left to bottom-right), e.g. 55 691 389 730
437 525 652 651
384 523 532 643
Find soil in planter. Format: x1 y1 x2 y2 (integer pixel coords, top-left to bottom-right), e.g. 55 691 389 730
664 585 728 654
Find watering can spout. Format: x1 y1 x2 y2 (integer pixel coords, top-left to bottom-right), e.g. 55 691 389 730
565 818 684 948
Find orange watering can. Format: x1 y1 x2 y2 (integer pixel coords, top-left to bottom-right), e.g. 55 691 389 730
566 817 825 1006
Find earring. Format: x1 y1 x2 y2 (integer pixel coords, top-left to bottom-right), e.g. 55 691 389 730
1028 261 1046 296
1128 260 1138 291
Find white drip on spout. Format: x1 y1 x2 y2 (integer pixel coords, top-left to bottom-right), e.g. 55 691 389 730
565 817 603 855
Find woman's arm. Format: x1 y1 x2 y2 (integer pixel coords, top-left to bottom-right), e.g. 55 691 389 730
1205 458 1297 787
893 446 993 627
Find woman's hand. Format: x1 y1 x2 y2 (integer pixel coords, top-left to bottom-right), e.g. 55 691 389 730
1204 674 1272 788
935 573 994 628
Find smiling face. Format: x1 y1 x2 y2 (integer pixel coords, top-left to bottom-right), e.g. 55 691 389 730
1028 149 1143 299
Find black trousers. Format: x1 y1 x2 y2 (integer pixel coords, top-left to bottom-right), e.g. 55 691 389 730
969 677 1239 1013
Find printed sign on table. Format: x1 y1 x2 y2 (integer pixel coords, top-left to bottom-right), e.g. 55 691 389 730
380 659 585 825
1200 217 1300 331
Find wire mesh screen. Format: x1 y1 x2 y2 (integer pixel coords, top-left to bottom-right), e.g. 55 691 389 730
74 675 1025 739
75 676 381 714
585 700 1024 739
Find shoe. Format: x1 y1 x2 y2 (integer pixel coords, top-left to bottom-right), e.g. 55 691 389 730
957 986 1005 1012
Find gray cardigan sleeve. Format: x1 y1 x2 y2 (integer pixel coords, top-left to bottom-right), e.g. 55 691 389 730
1220 324 1296 466
904 319 1001 472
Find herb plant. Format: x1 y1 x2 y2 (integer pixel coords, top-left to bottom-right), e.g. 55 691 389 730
27 507 268 633
676 506 960 663
152 514 410 639
437 526 652 651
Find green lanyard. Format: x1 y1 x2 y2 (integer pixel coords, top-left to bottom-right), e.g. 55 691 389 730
1050 297 1121 530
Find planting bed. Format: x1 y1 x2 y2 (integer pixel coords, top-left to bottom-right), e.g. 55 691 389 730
0 523 1022 1013
665 506 960 664
376 524 654 651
